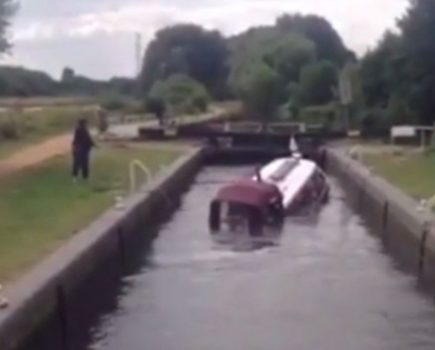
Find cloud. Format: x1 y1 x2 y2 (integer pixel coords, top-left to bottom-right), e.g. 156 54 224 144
3 0 410 79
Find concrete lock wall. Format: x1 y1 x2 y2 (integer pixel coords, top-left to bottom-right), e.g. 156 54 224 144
0 148 204 350
326 148 435 293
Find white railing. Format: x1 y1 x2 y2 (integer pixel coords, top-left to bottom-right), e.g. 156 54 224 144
422 194 435 213
129 159 152 194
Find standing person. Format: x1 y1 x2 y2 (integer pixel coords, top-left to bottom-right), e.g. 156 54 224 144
72 119 95 181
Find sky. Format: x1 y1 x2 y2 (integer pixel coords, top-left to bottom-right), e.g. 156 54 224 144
0 0 410 80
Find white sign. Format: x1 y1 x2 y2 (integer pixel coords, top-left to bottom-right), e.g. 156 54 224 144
391 126 416 138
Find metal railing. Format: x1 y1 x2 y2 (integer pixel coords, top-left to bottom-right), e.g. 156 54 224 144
129 159 152 194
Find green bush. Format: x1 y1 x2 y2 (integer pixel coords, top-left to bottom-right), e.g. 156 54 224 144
359 108 390 138
297 60 338 106
0 106 98 142
101 95 127 111
191 94 208 112
148 74 210 115
0 120 19 140
145 97 166 119
299 103 339 128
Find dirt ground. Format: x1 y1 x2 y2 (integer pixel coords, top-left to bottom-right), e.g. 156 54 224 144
0 134 72 178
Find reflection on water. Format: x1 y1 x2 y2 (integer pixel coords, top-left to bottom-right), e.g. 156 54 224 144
211 227 283 252
87 166 435 350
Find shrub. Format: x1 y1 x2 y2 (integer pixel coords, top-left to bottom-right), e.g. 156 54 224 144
0 118 20 140
191 94 208 112
145 97 166 118
148 74 210 115
101 95 127 111
359 108 390 138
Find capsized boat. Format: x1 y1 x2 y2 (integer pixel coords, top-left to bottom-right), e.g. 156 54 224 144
209 138 329 235
255 154 329 214
209 179 284 236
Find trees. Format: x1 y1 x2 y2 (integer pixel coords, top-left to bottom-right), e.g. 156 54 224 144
148 74 210 114
262 33 316 83
276 14 352 65
61 67 75 84
360 0 435 126
0 0 17 54
229 31 316 117
233 61 281 120
0 66 57 96
145 97 166 123
397 0 435 124
360 32 401 108
140 24 228 97
297 61 338 106
228 15 347 122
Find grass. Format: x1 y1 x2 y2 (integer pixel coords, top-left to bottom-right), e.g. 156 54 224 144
0 143 182 282
0 97 97 108
0 138 36 159
364 151 435 200
0 106 99 158
0 105 98 137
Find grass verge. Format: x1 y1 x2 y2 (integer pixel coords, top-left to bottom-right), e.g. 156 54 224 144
0 106 98 159
364 151 435 200
0 143 182 282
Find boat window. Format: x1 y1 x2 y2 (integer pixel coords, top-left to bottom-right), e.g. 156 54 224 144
226 202 249 217
221 202 251 229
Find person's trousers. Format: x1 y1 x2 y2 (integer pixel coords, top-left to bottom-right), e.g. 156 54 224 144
72 151 90 179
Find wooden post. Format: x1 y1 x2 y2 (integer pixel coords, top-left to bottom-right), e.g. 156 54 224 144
420 128 426 151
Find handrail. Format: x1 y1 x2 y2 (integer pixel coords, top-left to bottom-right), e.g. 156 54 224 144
425 194 435 212
0 284 8 309
226 121 263 133
267 122 306 134
129 159 152 194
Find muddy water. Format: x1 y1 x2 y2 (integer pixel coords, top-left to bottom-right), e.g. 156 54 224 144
87 166 435 350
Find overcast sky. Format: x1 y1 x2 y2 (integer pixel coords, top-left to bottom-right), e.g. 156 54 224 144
0 0 409 80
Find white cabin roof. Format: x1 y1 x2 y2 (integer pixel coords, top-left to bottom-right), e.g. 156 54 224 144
257 157 317 207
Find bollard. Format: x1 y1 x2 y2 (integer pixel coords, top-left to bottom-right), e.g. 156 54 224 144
56 286 70 350
418 223 430 278
117 228 126 271
0 285 8 309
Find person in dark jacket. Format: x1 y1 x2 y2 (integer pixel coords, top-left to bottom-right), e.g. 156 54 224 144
72 119 95 181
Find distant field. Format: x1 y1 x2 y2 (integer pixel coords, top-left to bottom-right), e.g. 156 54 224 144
0 105 99 158
0 96 97 108
0 143 182 282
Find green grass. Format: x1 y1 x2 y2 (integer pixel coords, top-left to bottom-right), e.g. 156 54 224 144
0 97 97 108
0 106 98 159
0 105 98 137
0 144 181 282
0 135 49 159
364 151 435 200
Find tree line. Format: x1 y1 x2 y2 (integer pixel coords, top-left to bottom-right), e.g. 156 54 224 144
359 0 435 134
0 65 136 99
1 0 434 132
140 14 354 119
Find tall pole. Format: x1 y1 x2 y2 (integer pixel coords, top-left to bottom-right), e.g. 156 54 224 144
338 63 353 132
135 32 142 77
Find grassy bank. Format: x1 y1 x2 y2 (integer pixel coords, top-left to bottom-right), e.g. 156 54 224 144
0 143 182 282
0 106 98 139
0 97 97 108
0 106 98 158
364 151 435 200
